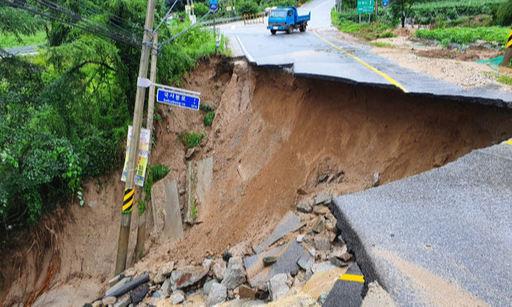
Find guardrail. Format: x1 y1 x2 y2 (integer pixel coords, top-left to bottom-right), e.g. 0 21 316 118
243 13 265 25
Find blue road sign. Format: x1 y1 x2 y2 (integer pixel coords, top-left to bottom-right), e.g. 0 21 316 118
157 88 200 111
382 0 389 7
210 0 218 12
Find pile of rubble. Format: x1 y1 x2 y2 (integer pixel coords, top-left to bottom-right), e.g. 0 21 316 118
88 192 359 306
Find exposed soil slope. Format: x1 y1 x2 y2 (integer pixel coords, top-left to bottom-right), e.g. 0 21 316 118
3 57 512 306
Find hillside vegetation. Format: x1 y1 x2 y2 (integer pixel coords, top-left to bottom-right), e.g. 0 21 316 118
0 0 221 239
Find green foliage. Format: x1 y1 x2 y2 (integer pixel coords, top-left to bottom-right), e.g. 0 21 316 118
0 1 218 234
140 164 170 215
415 26 509 45
497 74 512 85
497 0 512 26
238 1 259 15
204 111 215 127
0 31 46 49
331 11 395 40
190 199 198 220
180 131 205 148
199 103 214 112
370 41 395 48
194 2 210 17
409 0 506 25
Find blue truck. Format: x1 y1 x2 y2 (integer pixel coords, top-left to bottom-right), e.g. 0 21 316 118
267 7 311 35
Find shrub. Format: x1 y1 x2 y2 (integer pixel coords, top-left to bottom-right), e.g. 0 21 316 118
497 0 512 26
238 1 259 15
194 2 209 17
204 111 215 127
140 164 170 214
415 26 509 45
180 131 205 148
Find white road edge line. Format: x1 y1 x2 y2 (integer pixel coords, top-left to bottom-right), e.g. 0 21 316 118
235 35 256 64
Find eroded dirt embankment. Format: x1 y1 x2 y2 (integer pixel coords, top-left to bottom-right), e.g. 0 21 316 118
3 57 512 306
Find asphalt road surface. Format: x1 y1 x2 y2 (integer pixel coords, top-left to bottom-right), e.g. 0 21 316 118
220 0 512 107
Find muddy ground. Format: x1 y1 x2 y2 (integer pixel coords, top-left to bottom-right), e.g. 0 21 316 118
2 57 512 306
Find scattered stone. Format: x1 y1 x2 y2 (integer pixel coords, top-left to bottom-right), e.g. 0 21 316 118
130 283 149 304
361 281 397 307
318 174 329 183
203 258 213 271
229 241 252 258
238 285 258 300
207 282 227 306
102 296 117 305
170 290 186 304
372 172 380 187
269 273 290 301
296 200 313 213
203 278 216 296
296 234 305 243
153 261 175 284
340 251 353 262
314 192 331 206
151 290 163 299
319 292 329 305
312 216 326 234
336 235 345 246
313 206 330 215
314 235 331 251
113 294 131 307
221 257 247 290
330 257 349 268
290 267 299 277
302 266 345 301
253 211 304 253
311 262 338 274
223 251 233 262
263 256 277 266
185 148 196 160
170 266 209 290
297 255 314 271
212 258 226 281
161 278 172 296
92 300 102 307
297 188 308 195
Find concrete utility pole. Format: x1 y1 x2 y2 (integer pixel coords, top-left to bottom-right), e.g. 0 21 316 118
115 0 157 275
134 33 159 262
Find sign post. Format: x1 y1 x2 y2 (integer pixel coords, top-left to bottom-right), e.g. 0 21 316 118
357 0 375 22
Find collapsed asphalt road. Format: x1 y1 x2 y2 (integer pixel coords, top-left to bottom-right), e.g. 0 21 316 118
220 0 512 107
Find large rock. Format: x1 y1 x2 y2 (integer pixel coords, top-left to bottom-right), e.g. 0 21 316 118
245 241 312 289
212 258 226 281
151 177 184 243
221 257 247 290
206 282 227 306
153 261 175 284
170 290 186 304
253 211 304 253
268 273 289 301
170 266 209 290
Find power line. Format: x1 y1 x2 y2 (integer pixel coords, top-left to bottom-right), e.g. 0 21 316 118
1 0 140 47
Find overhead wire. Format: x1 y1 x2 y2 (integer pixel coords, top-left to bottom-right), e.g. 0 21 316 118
1 0 140 47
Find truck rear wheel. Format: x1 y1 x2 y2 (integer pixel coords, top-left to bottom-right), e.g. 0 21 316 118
286 27 292 34
300 25 306 32
271 30 276 35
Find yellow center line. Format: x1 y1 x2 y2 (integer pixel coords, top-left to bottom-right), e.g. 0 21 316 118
312 31 408 93
340 273 365 283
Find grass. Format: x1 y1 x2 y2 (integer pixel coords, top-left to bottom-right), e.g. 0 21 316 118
0 31 46 48
415 27 509 46
370 41 395 48
497 74 512 86
140 164 170 214
331 11 395 41
180 131 205 148
203 111 215 127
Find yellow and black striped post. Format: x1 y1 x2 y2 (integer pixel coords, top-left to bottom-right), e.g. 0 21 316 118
501 30 512 66
122 188 135 213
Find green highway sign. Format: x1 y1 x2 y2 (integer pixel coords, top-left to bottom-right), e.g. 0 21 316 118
357 0 375 14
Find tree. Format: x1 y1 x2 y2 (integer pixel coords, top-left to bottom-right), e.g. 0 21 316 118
390 0 415 28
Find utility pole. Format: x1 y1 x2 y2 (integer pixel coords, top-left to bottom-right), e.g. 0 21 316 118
134 33 159 262
115 0 157 275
